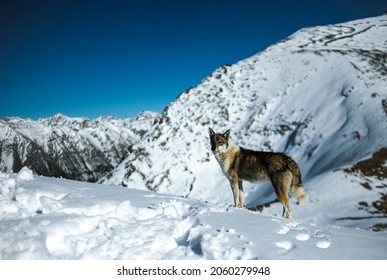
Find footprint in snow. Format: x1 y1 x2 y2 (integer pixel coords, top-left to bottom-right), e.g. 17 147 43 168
275 221 332 250
316 240 331 249
295 232 311 241
275 241 293 251
313 230 332 249
276 226 290 235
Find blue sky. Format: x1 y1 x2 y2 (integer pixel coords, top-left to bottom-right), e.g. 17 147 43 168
0 0 385 119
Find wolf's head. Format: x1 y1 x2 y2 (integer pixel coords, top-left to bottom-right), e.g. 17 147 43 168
208 127 230 153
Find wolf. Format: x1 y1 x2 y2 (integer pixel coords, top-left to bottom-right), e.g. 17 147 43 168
208 127 308 219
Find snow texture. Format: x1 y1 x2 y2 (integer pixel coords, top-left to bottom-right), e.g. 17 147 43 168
1 168 386 260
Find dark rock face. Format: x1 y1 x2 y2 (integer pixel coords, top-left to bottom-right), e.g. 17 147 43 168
0 112 158 182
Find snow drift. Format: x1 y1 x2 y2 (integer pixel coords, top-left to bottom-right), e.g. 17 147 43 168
1 168 386 259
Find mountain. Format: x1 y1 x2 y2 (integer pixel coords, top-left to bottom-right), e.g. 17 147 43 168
101 15 387 230
0 111 158 182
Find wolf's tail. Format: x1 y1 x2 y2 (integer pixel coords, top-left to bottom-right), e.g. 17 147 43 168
287 157 309 204
292 184 309 204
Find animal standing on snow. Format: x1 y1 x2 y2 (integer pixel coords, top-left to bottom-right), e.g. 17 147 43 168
208 128 308 219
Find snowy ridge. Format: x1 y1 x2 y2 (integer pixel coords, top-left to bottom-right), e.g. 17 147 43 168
1 168 386 259
101 15 387 230
0 111 158 182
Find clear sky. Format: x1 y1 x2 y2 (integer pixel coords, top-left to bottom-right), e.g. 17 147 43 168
1 0 385 119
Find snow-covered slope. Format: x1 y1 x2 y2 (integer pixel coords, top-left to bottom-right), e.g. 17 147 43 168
1 168 386 260
0 111 158 182
101 16 387 229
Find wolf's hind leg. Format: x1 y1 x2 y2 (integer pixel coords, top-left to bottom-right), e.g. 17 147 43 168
277 188 292 219
271 170 293 219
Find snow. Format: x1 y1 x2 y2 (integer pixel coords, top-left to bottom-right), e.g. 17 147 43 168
1 167 386 260
1 15 386 261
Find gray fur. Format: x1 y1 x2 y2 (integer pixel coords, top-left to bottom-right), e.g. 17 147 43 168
209 127 308 219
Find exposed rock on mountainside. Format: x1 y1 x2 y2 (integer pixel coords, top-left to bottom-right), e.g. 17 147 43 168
0 111 158 181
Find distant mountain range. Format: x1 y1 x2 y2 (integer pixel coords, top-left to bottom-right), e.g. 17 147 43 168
0 111 158 181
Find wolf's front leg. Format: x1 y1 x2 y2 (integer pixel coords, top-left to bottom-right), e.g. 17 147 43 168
230 178 241 207
238 180 246 208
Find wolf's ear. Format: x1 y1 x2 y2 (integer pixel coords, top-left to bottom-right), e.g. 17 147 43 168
224 129 230 139
209 127 215 137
